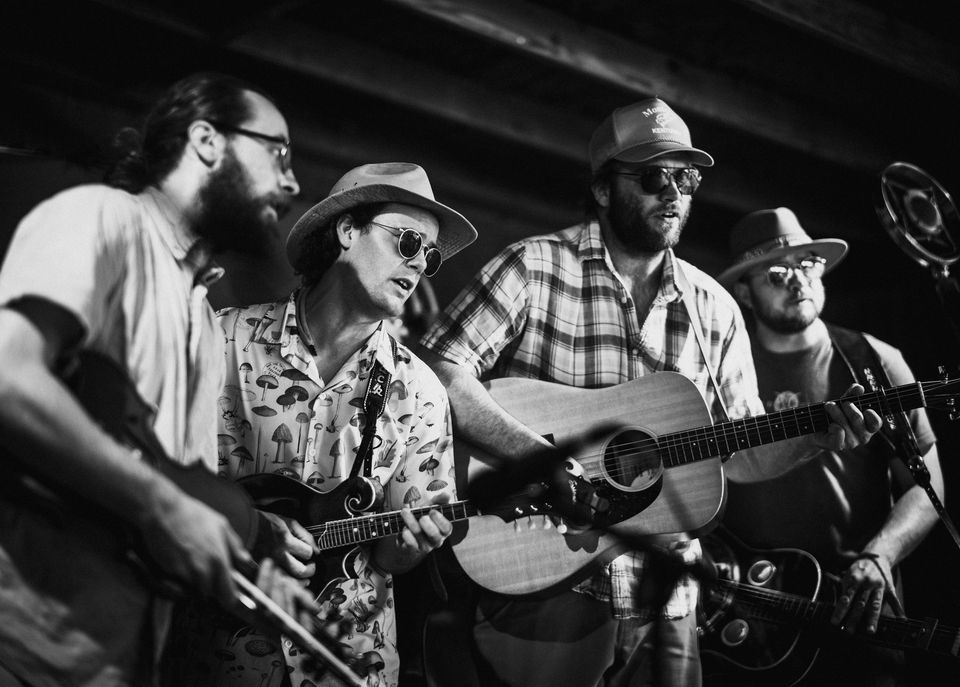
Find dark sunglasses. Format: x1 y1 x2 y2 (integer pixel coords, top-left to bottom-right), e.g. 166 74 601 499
615 167 702 195
209 121 293 173
756 256 826 288
369 221 442 277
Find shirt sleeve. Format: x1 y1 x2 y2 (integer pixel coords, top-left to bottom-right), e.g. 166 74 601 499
714 294 765 422
419 243 530 378
0 186 132 343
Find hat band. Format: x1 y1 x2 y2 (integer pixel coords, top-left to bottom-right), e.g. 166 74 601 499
733 235 813 265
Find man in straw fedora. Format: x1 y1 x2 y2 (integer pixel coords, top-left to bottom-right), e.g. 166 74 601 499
420 97 882 686
168 162 476 686
716 206 944 686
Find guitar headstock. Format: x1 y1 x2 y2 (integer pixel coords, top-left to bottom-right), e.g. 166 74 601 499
924 369 960 420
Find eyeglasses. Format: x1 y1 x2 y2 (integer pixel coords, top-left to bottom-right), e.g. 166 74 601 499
210 121 293 173
369 221 442 277
614 167 702 195
756 256 826 287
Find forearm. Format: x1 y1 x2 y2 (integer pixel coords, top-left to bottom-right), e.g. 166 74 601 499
864 486 938 567
423 352 550 463
0 309 182 529
865 445 944 566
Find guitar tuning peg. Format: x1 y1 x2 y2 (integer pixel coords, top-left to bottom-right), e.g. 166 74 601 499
556 519 568 535
938 365 950 382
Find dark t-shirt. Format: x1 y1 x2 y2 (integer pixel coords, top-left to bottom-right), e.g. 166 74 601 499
722 329 935 574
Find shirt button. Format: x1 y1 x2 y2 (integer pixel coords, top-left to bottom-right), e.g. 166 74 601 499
631 348 640 356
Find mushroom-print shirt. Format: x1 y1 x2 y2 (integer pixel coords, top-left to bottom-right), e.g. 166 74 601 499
215 291 456 687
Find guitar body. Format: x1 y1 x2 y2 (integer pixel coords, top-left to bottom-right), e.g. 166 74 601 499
451 373 725 596
238 473 385 596
446 373 958 597
699 529 960 686
699 529 824 686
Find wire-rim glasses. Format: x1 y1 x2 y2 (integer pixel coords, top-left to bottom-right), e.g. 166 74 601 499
369 221 442 277
210 121 293 173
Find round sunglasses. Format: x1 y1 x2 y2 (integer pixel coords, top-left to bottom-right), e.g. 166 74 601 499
369 221 442 277
615 167 702 196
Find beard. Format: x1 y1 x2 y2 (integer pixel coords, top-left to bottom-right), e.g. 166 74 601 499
606 182 690 254
192 148 290 255
749 288 823 334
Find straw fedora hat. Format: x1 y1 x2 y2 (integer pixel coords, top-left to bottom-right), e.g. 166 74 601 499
286 162 477 272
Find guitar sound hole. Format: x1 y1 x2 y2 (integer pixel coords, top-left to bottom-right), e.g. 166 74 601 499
601 428 663 492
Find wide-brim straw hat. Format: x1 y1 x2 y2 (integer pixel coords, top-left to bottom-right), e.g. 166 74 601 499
287 162 477 272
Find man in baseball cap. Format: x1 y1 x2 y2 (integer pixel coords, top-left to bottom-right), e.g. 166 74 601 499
419 95 880 687
177 162 475 687
718 206 942 686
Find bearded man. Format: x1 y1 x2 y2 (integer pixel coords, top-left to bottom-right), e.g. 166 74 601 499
418 99 881 686
716 207 944 687
0 72 310 687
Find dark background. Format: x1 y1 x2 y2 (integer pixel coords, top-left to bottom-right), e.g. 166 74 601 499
4 0 960 682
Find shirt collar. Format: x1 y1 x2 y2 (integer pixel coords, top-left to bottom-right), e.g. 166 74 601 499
584 218 683 303
279 290 397 384
577 220 609 263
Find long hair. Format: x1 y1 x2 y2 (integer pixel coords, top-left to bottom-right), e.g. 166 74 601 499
104 72 273 193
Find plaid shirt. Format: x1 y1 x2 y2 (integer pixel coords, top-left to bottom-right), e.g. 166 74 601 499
421 220 763 619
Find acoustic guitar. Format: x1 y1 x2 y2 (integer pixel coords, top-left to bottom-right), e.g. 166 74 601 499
448 373 960 596
699 528 960 685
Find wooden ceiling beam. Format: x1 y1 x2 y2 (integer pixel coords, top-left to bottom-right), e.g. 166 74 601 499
386 0 897 173
734 0 960 95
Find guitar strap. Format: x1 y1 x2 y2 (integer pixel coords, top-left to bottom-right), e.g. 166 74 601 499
826 323 905 461
349 333 399 479
673 260 731 424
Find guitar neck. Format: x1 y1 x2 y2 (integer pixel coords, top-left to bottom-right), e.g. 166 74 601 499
722 580 960 657
314 500 477 550
662 382 927 467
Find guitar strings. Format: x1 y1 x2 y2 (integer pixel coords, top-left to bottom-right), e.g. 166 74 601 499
304 500 476 548
295 383 945 539
534 383 932 484
716 579 960 649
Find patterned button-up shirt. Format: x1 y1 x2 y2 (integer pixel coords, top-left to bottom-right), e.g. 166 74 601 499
421 220 763 620
217 292 456 686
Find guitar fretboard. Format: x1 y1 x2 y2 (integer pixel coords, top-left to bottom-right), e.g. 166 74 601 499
720 580 960 657
311 500 477 550
659 383 927 467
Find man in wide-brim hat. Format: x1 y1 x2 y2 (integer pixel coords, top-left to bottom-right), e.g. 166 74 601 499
718 206 944 687
178 162 476 687
717 206 848 289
